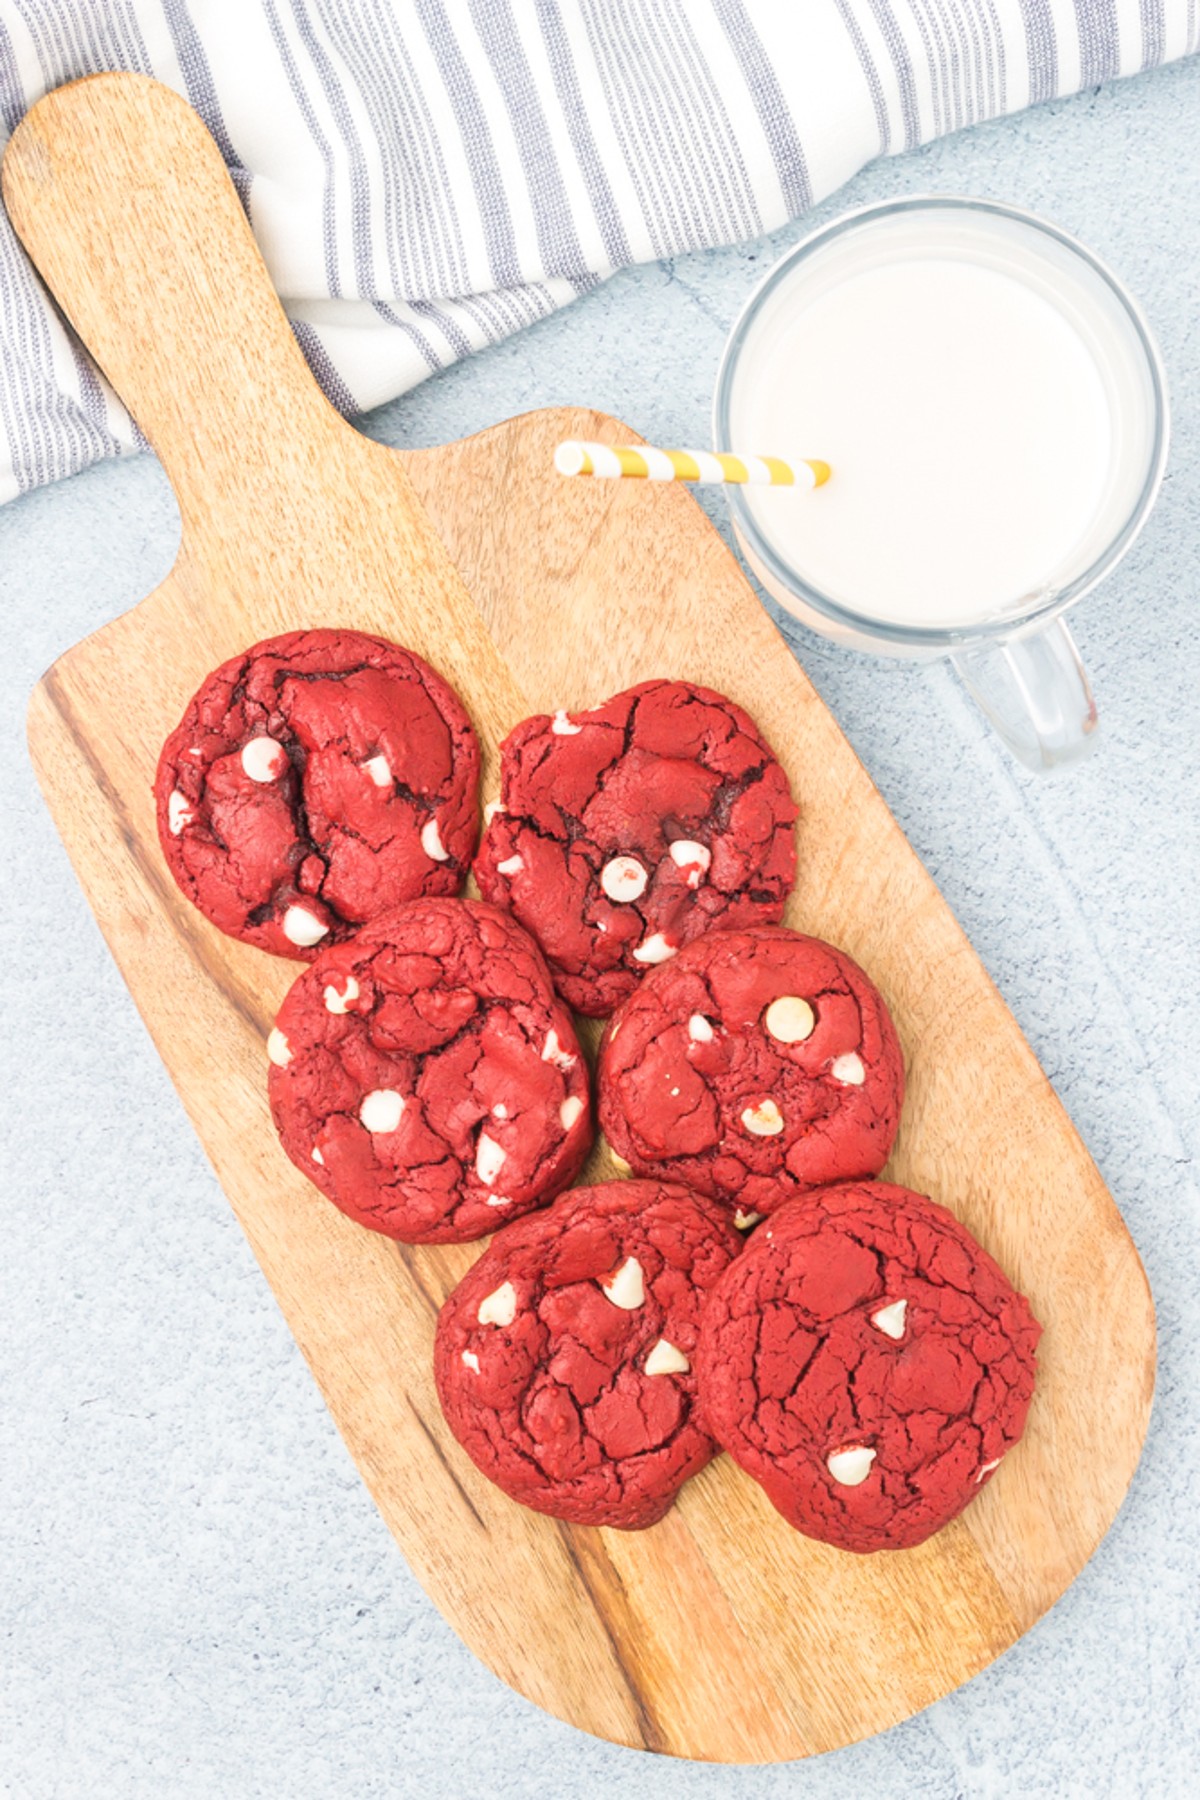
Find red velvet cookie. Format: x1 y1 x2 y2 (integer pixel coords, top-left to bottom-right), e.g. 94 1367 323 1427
435 1180 742 1528
155 629 480 959
473 680 798 1016
267 898 592 1243
696 1181 1041 1552
598 926 903 1218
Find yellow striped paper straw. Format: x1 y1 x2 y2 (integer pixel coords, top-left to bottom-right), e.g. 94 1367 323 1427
554 440 830 488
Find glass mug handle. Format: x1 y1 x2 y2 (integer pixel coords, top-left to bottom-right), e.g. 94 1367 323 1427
952 616 1099 770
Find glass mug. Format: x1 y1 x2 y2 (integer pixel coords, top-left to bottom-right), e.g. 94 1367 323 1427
714 198 1169 770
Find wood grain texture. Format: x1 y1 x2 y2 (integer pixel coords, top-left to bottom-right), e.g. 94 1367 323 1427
4 75 1155 1763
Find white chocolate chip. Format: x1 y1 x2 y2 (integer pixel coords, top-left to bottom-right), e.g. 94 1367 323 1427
632 932 676 965
827 1445 877 1487
420 817 449 861
461 1350 480 1372
551 709 581 735
282 905 328 948
600 855 648 903
497 854 525 877
311 1146 324 1165
764 995 816 1044
668 840 711 888
975 1456 1003 1484
687 1014 715 1043
871 1299 908 1340
475 1132 507 1186
486 1194 513 1208
266 1026 292 1067
492 1103 508 1120
240 735 286 783
362 753 392 788
733 1208 763 1231
167 789 193 835
477 1281 517 1327
187 746 203 759
831 1052 866 1086
323 976 360 1015
359 1089 404 1134
560 1095 585 1130
741 1098 784 1137
483 799 506 824
644 1338 690 1376
541 1029 576 1072
600 1256 645 1310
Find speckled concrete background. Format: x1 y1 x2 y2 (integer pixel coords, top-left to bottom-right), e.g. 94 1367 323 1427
2 56 1198 1799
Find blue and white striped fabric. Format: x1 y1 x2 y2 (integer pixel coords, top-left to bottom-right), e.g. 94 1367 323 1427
0 1 1195 504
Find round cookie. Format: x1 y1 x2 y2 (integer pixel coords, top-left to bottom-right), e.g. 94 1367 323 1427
598 926 904 1218
435 1180 742 1528
268 898 592 1243
696 1181 1041 1552
473 679 798 1016
156 629 480 959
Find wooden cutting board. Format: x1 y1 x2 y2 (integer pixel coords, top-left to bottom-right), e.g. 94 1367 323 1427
5 74 1154 1764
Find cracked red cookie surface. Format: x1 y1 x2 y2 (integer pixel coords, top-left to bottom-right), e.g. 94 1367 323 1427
472 679 798 1016
155 629 480 960
696 1181 1041 1552
435 1180 742 1528
267 898 592 1243
598 925 904 1218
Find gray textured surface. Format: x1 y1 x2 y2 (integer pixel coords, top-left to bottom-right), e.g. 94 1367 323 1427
2 57 1199 1798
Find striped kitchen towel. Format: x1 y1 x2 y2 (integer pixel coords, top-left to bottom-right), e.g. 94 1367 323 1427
0 1 1195 505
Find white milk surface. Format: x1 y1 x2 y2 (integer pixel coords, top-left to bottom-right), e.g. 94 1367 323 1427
734 256 1115 629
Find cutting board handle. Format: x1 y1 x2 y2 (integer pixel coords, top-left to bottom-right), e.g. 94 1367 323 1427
2 74 345 530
